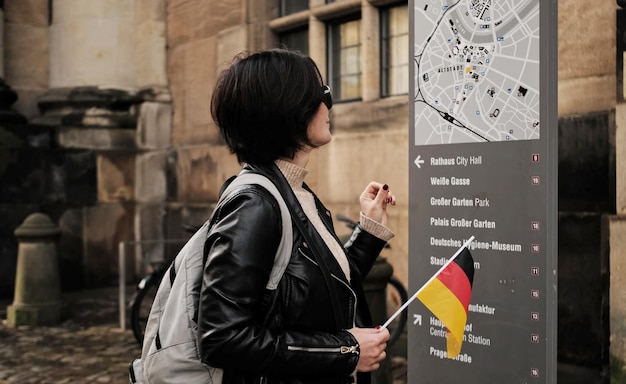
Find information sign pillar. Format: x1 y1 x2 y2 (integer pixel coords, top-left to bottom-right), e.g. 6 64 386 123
408 1 558 382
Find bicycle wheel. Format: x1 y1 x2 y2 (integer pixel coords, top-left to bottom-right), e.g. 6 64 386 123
129 274 159 345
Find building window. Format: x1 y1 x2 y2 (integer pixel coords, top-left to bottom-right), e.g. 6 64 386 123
329 18 362 102
279 28 309 55
381 5 409 97
280 0 308 16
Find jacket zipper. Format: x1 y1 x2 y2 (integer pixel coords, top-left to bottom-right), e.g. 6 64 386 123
332 274 358 325
287 345 359 354
298 249 359 326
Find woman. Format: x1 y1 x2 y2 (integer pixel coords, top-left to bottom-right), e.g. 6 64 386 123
200 48 396 384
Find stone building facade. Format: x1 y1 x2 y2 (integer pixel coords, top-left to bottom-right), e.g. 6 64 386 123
0 0 625 378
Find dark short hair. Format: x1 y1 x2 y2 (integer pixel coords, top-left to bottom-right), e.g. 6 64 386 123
211 49 326 165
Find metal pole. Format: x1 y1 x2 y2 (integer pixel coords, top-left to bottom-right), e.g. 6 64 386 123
118 241 126 330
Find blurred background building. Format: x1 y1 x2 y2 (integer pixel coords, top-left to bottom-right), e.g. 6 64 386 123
0 0 624 379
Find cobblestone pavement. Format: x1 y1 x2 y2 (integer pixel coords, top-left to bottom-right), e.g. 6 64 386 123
0 288 139 383
0 287 407 384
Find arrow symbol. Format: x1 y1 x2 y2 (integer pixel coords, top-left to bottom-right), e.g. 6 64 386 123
414 155 425 168
413 314 422 326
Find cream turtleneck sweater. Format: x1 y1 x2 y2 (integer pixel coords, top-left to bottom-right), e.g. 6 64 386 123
275 160 394 282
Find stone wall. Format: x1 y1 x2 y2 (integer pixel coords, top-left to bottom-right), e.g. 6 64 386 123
558 112 614 371
558 0 617 116
0 0 176 295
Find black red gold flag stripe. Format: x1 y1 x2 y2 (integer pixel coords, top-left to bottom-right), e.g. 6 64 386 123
417 247 474 358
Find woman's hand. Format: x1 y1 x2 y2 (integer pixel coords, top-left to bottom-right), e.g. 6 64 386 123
359 182 396 226
348 326 390 372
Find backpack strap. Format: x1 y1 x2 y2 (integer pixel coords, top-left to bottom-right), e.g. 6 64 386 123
218 171 293 290
248 163 345 331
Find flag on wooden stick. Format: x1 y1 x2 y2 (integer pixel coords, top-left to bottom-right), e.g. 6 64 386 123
382 237 475 358
416 246 474 358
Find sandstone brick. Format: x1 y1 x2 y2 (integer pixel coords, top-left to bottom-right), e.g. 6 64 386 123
135 21 168 87
559 75 616 117
5 0 48 26
135 150 168 202
185 38 216 129
170 38 220 146
135 0 166 23
134 203 167 264
83 202 134 287
176 144 239 203
56 127 136 150
558 0 617 80
137 102 172 149
167 0 243 48
216 25 248 70
51 0 134 24
317 126 408 205
97 153 135 202
49 19 137 88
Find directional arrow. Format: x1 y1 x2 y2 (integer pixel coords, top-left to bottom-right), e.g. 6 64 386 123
413 314 422 326
414 155 425 168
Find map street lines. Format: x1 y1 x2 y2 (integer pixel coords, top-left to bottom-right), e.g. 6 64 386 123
414 0 540 145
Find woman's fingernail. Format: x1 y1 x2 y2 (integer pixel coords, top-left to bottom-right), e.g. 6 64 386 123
375 325 382 330
382 184 389 191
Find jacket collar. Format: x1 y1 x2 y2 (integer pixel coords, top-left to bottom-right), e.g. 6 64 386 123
243 163 351 285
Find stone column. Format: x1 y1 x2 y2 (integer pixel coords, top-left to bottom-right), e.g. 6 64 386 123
33 0 171 285
7 213 64 327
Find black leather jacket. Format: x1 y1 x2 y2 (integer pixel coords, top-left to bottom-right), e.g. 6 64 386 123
198 163 387 384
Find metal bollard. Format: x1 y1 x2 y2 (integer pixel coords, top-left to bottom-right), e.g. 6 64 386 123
6 213 64 327
363 256 394 384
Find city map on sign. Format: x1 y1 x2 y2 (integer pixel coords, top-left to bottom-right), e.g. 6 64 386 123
413 0 540 145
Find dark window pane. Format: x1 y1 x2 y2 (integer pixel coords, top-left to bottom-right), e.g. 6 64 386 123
280 0 308 16
279 28 309 55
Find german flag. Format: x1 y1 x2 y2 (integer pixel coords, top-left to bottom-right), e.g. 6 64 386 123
417 247 474 358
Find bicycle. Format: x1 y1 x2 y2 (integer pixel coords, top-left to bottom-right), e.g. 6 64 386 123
128 260 169 345
128 226 198 345
335 214 408 347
